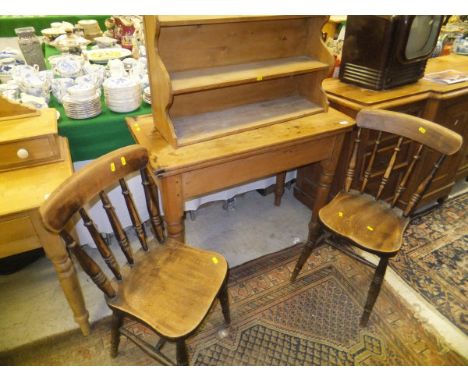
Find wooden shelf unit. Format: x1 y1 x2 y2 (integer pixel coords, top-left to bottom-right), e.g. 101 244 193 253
144 15 333 147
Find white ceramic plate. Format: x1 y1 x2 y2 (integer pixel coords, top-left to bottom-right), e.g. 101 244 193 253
88 48 132 64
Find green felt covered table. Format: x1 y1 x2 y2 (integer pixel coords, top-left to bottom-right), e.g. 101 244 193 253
0 16 108 38
43 44 150 162
49 96 151 163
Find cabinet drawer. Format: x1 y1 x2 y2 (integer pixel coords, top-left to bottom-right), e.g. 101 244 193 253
0 214 41 258
0 135 61 172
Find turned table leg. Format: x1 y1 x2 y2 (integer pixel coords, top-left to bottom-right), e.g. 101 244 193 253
274 171 287 206
291 133 345 281
159 174 185 242
30 210 90 335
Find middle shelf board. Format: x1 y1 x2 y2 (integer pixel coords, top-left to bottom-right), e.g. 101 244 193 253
173 95 323 146
170 56 329 94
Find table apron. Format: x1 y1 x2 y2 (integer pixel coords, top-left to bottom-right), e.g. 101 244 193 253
181 135 336 199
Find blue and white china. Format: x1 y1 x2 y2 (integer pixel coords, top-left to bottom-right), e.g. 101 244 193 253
20 93 48 109
103 75 141 113
67 83 97 100
94 36 117 49
143 86 151 104
107 59 126 78
62 91 102 119
51 77 75 103
54 56 83 78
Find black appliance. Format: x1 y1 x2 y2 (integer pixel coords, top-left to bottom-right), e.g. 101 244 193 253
339 15 444 90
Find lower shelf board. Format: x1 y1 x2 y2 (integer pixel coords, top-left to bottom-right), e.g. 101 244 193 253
173 95 323 146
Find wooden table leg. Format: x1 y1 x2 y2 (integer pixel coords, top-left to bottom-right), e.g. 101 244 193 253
30 210 90 336
274 171 286 206
309 134 345 225
159 174 185 242
296 133 345 276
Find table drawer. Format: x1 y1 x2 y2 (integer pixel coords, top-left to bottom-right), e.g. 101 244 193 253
0 214 41 258
0 135 61 172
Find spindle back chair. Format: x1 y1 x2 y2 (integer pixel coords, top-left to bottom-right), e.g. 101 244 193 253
291 109 463 327
40 145 230 365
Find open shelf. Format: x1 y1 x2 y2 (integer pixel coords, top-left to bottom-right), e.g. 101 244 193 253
174 95 323 145
144 16 333 147
171 56 329 94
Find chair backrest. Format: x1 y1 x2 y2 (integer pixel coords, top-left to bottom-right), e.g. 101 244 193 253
40 144 165 298
345 109 463 217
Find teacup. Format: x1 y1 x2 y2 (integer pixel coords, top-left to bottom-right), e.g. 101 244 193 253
54 57 82 78
51 77 75 102
107 59 125 77
20 93 48 109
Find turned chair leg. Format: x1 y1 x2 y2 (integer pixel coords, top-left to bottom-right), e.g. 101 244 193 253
218 279 231 325
291 224 325 282
110 311 123 358
176 339 189 366
360 256 389 327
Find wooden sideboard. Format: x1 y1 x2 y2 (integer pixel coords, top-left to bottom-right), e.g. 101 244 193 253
294 55 468 210
0 108 90 336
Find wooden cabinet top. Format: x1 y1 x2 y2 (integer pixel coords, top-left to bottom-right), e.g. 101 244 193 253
126 107 354 175
0 108 57 143
324 55 468 109
157 16 309 26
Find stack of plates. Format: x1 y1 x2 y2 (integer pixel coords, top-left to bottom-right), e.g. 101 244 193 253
62 92 102 119
103 77 141 113
143 86 151 104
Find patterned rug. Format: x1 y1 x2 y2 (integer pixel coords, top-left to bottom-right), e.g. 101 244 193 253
390 192 468 335
2 241 466 365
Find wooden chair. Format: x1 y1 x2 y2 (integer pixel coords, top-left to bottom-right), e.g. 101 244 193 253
290 109 463 327
40 145 230 365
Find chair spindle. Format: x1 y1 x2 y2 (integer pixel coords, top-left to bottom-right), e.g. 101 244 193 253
79 208 122 280
345 127 362 192
100 191 134 264
375 137 404 200
119 178 148 251
141 168 165 243
360 131 383 193
403 154 446 217
391 143 424 208
60 230 116 298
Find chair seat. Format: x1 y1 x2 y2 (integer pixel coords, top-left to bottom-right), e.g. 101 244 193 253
319 191 410 254
107 239 228 339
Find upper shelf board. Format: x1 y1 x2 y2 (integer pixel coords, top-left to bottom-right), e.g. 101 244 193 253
170 56 330 94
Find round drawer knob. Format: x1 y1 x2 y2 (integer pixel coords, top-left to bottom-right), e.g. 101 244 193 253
17 148 29 159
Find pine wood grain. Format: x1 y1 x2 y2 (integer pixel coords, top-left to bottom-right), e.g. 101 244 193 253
126 108 355 175
174 96 323 146
0 95 39 121
170 56 329 94
108 239 227 339
319 191 410 254
0 137 73 216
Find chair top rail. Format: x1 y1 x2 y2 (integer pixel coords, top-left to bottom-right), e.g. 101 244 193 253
40 145 149 233
356 109 462 156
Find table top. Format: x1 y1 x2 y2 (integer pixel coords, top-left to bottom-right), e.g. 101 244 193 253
0 108 57 142
324 55 468 108
126 107 355 176
0 137 73 216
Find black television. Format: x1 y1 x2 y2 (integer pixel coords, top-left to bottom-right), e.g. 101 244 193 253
339 15 444 90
